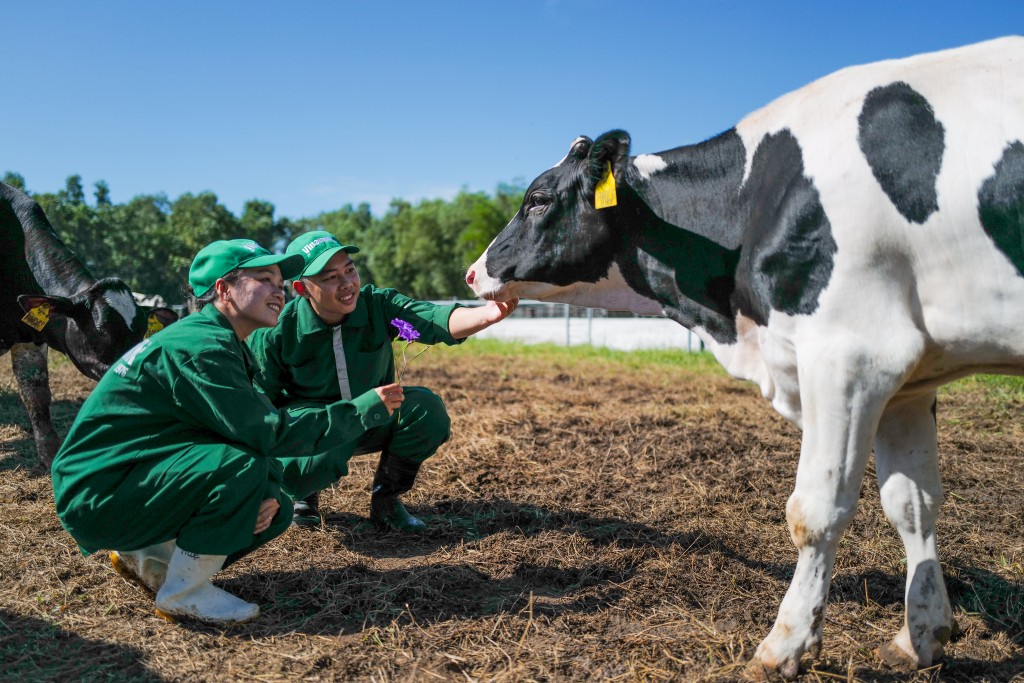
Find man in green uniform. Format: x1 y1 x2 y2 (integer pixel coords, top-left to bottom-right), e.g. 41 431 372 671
52 239 408 625
248 231 518 531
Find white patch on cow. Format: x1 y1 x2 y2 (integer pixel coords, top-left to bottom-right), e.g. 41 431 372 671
633 154 668 179
467 255 662 316
551 262 663 314
105 289 138 328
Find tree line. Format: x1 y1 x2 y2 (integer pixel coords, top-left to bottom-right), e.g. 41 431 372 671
2 171 524 304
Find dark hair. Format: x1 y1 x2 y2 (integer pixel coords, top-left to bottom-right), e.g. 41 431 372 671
184 268 243 313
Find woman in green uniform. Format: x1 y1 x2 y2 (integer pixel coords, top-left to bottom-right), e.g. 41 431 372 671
51 239 406 626
248 231 518 532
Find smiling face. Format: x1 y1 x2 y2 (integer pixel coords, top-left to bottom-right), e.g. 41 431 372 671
296 251 361 325
215 265 286 338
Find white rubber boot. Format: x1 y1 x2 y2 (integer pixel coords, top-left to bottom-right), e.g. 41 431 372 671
154 546 259 625
110 539 176 593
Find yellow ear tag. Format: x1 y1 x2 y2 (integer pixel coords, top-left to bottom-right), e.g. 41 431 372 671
145 313 165 339
21 303 51 331
594 161 617 209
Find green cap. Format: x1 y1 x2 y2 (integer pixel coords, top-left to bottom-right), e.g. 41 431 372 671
188 239 306 297
286 231 360 277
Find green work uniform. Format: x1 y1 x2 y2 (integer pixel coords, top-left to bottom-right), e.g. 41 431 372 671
51 304 393 562
247 285 463 499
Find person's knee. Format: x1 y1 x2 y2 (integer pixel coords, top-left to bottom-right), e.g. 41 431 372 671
408 388 450 428
219 447 272 490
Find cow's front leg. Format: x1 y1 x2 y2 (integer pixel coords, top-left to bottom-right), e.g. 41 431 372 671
874 392 955 669
750 339 906 680
11 343 59 468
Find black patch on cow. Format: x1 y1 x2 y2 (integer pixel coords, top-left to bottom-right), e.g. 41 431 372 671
858 82 945 224
605 129 749 342
630 129 748 249
978 140 1024 277
612 185 742 343
732 129 837 324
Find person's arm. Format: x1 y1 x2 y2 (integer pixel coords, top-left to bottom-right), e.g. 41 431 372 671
168 345 390 458
247 327 286 404
447 299 519 339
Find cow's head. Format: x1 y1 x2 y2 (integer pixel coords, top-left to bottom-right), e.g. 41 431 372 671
18 278 178 380
466 130 635 304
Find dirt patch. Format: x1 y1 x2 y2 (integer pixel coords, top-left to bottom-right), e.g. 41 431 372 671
1 346 1022 681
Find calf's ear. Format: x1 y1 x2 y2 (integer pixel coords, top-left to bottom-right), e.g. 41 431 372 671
149 307 179 327
18 293 76 316
16 293 84 332
588 130 632 189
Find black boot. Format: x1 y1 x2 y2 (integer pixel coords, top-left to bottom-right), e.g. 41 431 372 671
291 491 321 528
370 453 427 532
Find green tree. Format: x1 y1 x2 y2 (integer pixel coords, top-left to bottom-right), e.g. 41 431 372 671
106 194 181 300
373 199 415 293
3 171 26 191
60 174 86 206
169 191 241 288
240 199 278 251
35 176 110 276
15 175 525 304
94 180 112 207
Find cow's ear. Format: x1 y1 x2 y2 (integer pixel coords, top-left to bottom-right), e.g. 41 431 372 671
568 136 592 161
588 130 631 189
149 307 179 328
17 294 81 331
17 293 76 316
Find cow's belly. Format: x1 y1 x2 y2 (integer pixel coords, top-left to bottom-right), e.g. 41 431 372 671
909 241 1024 377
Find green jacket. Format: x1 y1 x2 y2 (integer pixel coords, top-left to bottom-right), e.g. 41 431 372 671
51 304 390 553
248 285 463 407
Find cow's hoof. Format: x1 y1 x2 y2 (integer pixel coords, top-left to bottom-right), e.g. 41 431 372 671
876 641 918 670
745 656 801 681
877 622 951 671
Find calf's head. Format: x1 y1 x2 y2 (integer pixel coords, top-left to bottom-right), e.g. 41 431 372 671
19 279 178 380
466 130 633 302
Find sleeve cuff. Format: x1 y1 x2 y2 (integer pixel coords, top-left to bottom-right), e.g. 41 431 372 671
352 389 391 429
441 303 467 345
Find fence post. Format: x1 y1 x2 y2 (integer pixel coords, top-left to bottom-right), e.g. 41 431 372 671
564 303 570 346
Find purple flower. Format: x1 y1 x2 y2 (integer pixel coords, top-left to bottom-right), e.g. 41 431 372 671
391 318 420 342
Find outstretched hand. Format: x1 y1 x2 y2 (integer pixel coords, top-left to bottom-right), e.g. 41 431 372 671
448 298 521 339
483 298 520 324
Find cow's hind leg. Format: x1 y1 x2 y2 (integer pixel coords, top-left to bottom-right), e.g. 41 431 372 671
874 391 955 669
11 343 59 468
750 332 922 680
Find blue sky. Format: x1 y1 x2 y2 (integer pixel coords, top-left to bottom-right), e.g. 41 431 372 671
2 1 1020 219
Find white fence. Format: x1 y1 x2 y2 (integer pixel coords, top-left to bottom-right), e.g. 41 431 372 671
440 300 705 352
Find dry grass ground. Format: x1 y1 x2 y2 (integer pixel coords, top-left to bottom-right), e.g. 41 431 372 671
0 341 1022 682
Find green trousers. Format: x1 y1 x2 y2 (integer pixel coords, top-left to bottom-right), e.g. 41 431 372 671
61 440 293 564
279 387 451 500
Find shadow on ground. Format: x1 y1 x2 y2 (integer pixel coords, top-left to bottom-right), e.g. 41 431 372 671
0 608 163 682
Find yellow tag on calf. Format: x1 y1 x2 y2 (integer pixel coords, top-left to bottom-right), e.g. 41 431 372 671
21 303 51 331
145 313 164 339
594 162 618 209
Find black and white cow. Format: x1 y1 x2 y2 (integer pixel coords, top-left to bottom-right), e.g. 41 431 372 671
466 37 1024 678
1 181 178 467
